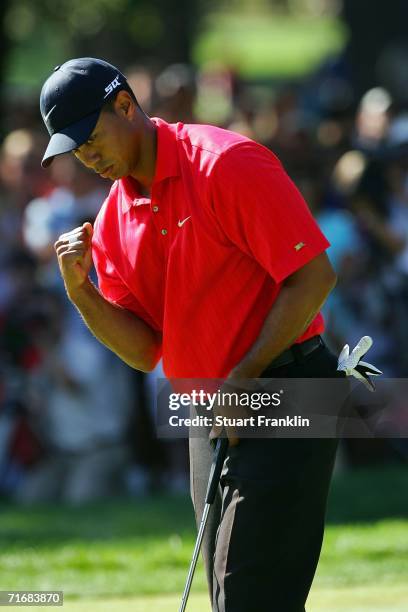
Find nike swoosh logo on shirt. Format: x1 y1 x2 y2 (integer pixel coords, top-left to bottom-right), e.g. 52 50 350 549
178 216 191 227
44 105 57 122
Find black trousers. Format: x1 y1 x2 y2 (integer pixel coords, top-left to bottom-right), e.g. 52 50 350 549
189 342 341 612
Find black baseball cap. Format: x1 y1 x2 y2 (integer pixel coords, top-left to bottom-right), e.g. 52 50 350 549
40 57 130 167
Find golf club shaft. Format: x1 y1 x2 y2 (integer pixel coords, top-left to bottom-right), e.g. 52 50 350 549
179 437 229 612
179 503 211 612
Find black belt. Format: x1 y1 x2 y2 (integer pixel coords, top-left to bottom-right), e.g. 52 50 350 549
266 335 324 369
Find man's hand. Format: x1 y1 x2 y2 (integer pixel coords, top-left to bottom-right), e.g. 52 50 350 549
54 222 93 297
209 400 240 447
209 378 261 447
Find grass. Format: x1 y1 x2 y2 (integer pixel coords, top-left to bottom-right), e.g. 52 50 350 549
0 465 407 610
21 585 408 612
193 11 347 78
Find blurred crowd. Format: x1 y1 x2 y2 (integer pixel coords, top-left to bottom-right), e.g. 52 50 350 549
0 55 407 505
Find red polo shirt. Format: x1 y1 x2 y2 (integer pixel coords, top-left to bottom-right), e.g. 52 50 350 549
92 118 330 377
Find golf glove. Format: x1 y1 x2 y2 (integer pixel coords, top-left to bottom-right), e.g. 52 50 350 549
337 336 382 392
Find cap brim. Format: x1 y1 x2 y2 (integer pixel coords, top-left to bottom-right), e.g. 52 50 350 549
41 110 101 168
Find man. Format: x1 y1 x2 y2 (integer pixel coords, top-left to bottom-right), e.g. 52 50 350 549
40 58 340 611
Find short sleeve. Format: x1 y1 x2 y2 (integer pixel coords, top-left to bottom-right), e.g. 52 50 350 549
210 143 330 283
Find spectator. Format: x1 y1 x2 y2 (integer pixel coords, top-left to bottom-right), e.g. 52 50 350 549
14 295 134 505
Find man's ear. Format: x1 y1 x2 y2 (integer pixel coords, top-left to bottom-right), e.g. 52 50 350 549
114 90 136 119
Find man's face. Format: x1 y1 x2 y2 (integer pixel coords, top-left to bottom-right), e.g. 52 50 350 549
73 94 139 180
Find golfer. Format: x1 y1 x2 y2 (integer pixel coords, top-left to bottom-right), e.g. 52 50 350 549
41 58 341 611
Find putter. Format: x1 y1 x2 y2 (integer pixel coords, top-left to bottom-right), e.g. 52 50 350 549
179 436 229 612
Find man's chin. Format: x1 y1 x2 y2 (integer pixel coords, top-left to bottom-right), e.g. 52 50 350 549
102 164 131 181
111 167 128 181
100 164 127 181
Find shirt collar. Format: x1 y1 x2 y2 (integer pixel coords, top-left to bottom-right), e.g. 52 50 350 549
120 117 180 213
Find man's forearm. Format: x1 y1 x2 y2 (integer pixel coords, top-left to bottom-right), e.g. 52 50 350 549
68 279 161 372
230 284 329 378
230 254 336 379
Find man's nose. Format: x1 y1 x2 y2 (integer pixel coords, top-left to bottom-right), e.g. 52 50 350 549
76 147 101 168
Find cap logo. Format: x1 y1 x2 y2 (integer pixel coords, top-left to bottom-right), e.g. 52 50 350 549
44 104 57 123
104 74 121 98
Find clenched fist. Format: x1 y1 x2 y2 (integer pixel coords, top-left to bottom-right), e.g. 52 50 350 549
54 222 93 297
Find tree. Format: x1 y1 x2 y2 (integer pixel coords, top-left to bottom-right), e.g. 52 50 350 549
342 0 408 101
0 0 11 131
0 0 201 133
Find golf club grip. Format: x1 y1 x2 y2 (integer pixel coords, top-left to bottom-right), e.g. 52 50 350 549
205 437 229 505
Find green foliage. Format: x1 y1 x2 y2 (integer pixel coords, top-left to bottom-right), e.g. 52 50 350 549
3 0 346 92
327 465 408 524
193 11 347 78
3 0 191 91
5 0 154 41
